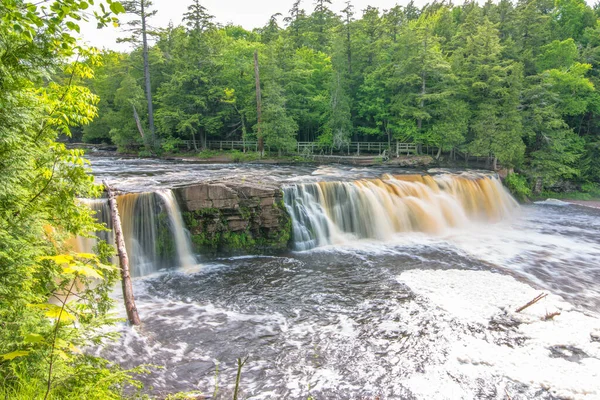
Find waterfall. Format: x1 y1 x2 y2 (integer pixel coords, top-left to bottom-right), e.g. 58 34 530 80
73 198 115 263
76 190 197 277
156 190 197 270
284 173 519 250
117 192 161 277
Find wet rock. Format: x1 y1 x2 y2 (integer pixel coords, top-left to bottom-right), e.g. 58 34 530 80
174 179 291 256
385 155 434 167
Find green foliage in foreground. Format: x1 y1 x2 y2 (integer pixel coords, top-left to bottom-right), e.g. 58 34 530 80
0 1 150 399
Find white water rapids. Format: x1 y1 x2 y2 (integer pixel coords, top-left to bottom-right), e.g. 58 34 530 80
82 157 600 399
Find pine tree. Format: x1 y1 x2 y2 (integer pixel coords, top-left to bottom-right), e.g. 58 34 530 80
119 0 158 151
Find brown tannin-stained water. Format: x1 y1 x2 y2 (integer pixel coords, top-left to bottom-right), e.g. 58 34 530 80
86 156 600 399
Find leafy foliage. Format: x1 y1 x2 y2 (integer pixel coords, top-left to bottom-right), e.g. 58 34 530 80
79 0 600 188
0 1 146 398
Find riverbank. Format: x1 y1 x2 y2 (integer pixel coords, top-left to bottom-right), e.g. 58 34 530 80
565 200 600 209
163 151 436 167
72 144 437 167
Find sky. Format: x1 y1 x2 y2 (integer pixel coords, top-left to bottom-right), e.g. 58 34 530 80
78 0 429 51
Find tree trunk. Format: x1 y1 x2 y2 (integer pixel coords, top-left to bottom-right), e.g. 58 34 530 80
254 50 263 156
132 105 146 141
199 129 206 150
346 18 352 75
141 0 155 150
191 131 198 152
104 181 140 326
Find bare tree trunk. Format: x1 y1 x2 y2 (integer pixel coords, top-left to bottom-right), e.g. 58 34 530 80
435 146 442 160
132 105 146 141
346 14 352 75
141 0 155 150
191 131 198 152
104 181 141 326
254 50 263 156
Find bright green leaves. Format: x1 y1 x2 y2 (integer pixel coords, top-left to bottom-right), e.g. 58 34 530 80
23 334 45 344
543 63 595 116
537 39 579 72
28 304 77 323
39 252 116 280
1 1 124 53
0 0 133 397
110 2 126 14
66 21 80 33
1 351 30 361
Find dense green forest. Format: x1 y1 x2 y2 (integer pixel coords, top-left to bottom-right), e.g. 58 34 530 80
80 0 600 194
1 0 600 397
0 1 152 398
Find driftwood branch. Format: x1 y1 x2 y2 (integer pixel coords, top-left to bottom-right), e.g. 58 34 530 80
104 180 141 326
543 311 561 321
515 293 547 313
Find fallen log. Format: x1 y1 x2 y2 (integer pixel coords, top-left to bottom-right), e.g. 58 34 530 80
515 293 547 313
104 180 141 326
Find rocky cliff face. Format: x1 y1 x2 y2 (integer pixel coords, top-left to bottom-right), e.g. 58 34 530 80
174 181 291 255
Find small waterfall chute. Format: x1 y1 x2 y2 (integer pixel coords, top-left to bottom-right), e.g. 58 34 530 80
156 189 197 270
76 189 197 277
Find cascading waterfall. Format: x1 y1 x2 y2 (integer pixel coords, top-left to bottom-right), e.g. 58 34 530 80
117 192 162 277
75 190 197 277
284 173 519 250
156 190 196 270
73 198 115 263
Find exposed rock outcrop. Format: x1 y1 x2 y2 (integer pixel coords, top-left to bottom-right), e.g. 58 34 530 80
174 180 291 255
385 155 434 167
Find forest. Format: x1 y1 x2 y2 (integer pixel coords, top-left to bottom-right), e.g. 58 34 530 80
1 0 600 398
80 0 600 195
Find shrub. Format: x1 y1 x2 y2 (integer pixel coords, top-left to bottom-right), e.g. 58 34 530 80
505 173 532 201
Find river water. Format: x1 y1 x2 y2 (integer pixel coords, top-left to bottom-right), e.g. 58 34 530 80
89 156 600 399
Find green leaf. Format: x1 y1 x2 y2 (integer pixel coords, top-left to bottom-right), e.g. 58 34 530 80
110 2 126 14
24 333 44 344
64 264 103 279
66 21 80 33
1 351 30 361
28 304 77 322
45 306 76 322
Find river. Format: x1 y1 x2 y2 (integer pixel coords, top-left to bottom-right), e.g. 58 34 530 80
88 155 600 399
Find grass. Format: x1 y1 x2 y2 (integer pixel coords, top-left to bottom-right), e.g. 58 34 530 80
535 183 600 201
196 149 223 159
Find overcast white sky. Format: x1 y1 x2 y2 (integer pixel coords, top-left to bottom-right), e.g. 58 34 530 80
78 0 431 51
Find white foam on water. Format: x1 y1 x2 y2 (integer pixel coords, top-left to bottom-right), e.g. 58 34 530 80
534 198 572 206
398 269 600 399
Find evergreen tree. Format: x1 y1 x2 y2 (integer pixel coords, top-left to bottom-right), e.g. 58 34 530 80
119 0 158 150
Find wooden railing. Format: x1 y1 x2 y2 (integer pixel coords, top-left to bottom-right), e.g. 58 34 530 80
179 140 261 151
179 140 417 156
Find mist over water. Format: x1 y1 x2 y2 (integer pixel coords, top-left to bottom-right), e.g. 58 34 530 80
87 157 600 399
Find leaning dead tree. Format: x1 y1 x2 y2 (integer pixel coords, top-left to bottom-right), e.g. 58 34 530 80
104 181 141 326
